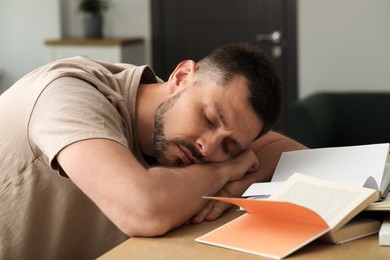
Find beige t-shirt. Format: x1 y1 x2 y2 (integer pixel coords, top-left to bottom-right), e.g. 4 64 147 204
0 57 157 259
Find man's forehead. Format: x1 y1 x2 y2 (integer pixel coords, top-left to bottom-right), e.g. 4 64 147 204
199 79 262 138
211 101 261 149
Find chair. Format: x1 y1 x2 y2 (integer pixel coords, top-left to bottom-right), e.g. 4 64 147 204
288 92 390 148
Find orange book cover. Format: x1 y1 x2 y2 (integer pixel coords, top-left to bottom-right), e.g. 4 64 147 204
196 173 377 259
196 197 329 259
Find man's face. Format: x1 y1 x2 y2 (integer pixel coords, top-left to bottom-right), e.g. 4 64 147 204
153 76 263 167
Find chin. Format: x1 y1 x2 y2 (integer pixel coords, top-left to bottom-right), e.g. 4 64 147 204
169 158 187 167
156 156 180 167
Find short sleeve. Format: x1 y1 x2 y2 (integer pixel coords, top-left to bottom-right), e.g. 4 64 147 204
29 77 129 172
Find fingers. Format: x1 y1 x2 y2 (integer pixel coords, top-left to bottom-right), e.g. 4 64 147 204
227 149 259 181
191 188 236 224
204 188 235 221
205 201 232 221
191 200 233 224
248 155 259 172
190 200 215 224
191 151 258 225
242 149 259 172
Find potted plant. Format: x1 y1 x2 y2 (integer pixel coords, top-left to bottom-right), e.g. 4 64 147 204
78 0 110 38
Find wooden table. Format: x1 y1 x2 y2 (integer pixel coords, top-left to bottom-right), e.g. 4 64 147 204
98 208 390 259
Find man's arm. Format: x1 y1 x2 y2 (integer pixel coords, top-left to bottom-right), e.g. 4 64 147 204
57 138 258 237
191 131 307 223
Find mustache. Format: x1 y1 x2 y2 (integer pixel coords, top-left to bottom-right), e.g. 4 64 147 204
177 140 207 164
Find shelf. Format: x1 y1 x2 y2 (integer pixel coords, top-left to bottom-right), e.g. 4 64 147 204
45 38 143 47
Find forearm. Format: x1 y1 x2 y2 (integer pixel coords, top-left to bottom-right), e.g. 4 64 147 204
222 131 308 197
58 139 258 237
135 164 231 234
126 149 258 236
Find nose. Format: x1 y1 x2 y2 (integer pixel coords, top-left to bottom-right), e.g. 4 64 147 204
196 131 229 162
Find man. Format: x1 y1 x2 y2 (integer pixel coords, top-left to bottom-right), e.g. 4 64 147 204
0 42 305 259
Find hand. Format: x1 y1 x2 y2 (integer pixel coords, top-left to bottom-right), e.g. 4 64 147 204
191 131 307 225
190 150 258 224
190 187 235 224
216 149 259 183
190 155 257 224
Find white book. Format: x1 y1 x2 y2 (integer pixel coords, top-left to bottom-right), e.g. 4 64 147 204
243 143 390 199
379 216 390 246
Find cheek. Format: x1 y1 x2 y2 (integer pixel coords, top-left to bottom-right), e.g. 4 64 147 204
163 103 201 138
164 88 208 140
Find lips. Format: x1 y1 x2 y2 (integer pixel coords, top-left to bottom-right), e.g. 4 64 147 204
178 145 196 166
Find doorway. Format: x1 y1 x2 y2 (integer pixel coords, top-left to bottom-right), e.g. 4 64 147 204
151 0 297 134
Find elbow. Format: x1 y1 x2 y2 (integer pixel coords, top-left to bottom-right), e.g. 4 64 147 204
122 217 172 237
113 202 178 237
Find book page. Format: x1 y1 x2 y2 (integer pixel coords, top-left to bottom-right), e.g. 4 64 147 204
272 143 389 193
366 193 390 211
242 182 282 197
243 177 376 199
269 173 377 230
380 164 390 197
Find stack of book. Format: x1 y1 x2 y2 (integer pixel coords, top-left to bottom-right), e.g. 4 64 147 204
196 143 390 259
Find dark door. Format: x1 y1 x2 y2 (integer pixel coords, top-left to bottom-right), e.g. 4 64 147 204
151 0 297 134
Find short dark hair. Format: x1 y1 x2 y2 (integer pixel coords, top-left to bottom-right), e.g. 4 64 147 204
195 42 282 137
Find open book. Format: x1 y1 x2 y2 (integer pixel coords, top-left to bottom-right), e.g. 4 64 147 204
196 173 378 259
243 143 390 200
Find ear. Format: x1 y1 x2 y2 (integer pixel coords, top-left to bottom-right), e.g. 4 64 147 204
167 60 196 94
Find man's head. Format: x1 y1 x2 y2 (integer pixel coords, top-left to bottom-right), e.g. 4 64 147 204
194 42 282 136
153 42 282 167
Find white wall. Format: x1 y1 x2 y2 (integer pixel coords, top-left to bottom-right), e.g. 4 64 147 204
1 0 389 98
0 0 151 94
0 0 60 93
298 0 390 98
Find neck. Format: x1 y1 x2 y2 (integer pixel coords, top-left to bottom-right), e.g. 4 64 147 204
135 82 168 156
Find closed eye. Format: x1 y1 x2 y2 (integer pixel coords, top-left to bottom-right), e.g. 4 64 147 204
223 144 233 155
204 113 215 127
223 139 238 155
223 138 241 156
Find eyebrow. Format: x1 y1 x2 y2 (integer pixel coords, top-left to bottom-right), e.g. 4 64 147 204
214 103 244 152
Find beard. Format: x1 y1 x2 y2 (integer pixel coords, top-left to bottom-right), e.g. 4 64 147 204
153 90 205 166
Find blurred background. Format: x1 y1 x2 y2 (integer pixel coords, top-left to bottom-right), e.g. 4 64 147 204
1 0 389 136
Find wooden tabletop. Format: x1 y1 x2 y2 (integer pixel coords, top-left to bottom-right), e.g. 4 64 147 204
98 208 390 260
